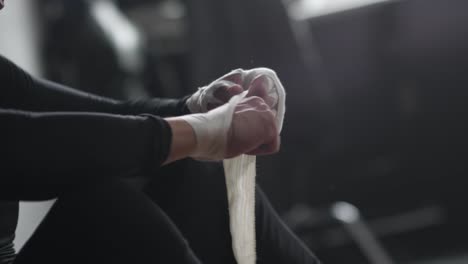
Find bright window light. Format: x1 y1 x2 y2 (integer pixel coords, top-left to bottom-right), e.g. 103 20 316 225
289 0 392 20
90 0 143 71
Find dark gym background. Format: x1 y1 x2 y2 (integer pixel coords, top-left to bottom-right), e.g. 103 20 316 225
1 0 467 263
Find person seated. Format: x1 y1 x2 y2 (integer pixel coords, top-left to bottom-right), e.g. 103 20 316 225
0 2 321 261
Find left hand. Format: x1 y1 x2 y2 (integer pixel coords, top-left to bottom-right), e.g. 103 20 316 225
186 69 245 113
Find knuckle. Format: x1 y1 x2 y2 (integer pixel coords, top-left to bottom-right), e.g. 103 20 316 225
263 109 276 122
226 69 243 77
259 111 276 132
223 69 244 82
258 68 277 77
257 102 269 111
248 96 265 105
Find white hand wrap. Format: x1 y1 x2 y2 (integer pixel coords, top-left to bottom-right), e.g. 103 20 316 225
184 68 286 264
180 92 247 160
224 68 285 264
186 69 244 113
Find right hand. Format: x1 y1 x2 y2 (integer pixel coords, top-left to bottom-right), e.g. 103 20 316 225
165 68 284 163
180 93 279 161
224 96 280 158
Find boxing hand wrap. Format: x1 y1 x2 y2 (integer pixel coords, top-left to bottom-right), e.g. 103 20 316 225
224 68 286 264
185 67 286 264
180 92 246 160
186 69 244 113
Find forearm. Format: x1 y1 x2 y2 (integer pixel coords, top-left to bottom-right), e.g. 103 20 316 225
0 109 171 194
0 55 190 117
22 77 190 117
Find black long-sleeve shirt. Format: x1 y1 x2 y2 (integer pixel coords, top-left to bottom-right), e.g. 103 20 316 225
0 55 190 263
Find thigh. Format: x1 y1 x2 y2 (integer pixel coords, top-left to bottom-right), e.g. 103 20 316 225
144 159 237 264
145 159 320 264
255 188 321 264
14 178 202 264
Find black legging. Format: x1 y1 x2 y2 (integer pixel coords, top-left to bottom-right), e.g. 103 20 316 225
13 160 320 264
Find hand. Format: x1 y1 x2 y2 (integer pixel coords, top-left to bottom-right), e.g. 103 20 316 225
186 69 245 113
167 67 283 163
187 68 282 114
179 93 279 161
225 96 280 158
242 67 286 134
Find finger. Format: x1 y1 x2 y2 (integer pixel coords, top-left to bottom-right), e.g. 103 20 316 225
247 136 281 156
221 69 244 85
246 75 269 99
227 85 244 97
264 95 278 108
239 96 269 111
247 75 280 109
234 102 267 113
247 109 278 155
213 84 243 102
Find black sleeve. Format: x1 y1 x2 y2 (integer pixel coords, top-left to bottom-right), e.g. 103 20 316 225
0 55 191 117
0 109 172 201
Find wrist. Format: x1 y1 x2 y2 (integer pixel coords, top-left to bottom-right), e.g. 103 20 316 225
163 117 197 165
179 112 227 161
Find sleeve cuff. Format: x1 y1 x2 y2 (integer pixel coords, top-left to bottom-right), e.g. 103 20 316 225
141 114 173 171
